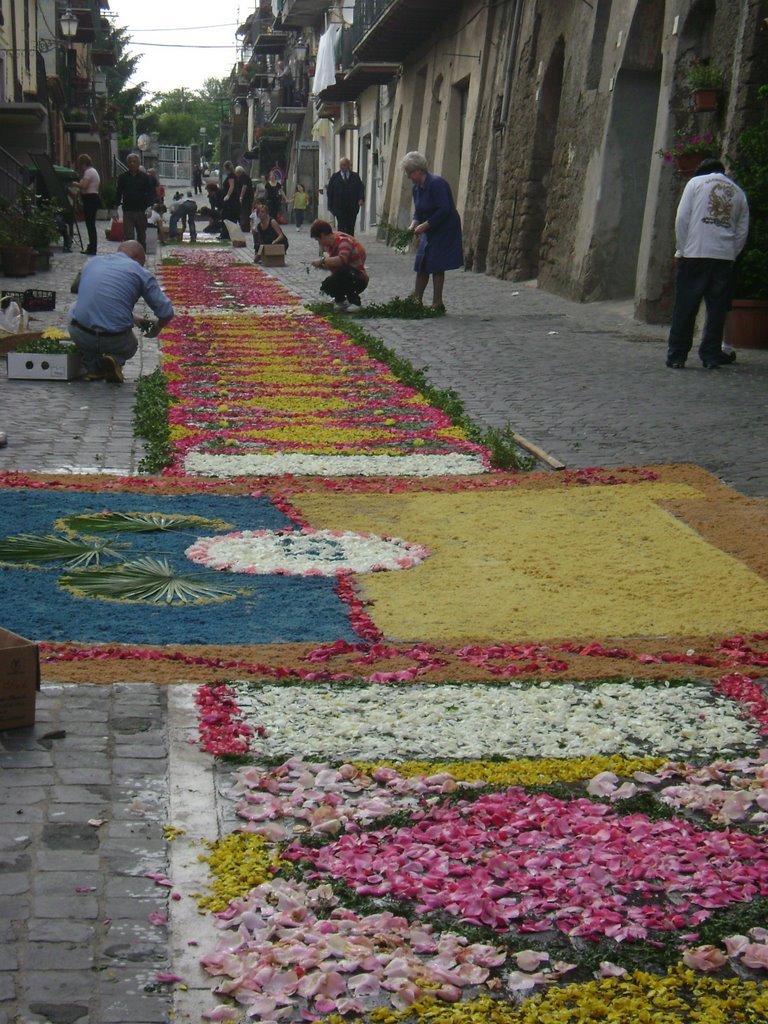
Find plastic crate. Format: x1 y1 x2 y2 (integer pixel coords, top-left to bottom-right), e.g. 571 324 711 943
21 289 56 312
1 291 25 310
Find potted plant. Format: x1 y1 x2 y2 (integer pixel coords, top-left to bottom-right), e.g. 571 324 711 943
686 59 724 113
0 191 37 277
657 131 718 177
26 198 61 271
725 86 768 348
99 181 118 220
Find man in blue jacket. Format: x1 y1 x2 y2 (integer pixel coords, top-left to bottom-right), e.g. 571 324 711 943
69 241 174 383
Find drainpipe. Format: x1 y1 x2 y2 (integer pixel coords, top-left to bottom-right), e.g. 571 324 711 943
500 0 525 130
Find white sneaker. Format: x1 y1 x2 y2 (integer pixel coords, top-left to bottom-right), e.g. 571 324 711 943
334 300 349 311
346 304 362 314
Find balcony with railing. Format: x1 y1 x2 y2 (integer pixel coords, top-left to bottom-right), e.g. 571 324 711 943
275 0 328 29
350 0 444 63
314 23 399 107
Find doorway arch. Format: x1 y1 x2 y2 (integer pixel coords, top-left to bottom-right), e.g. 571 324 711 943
586 0 664 299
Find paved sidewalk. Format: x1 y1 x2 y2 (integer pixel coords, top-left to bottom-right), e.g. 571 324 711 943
1 226 767 1023
0 237 160 476
259 229 768 498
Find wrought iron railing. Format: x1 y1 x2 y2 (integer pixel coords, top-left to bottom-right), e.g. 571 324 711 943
349 0 394 52
0 145 32 206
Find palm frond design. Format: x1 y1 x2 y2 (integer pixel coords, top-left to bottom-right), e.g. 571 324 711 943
60 511 233 535
0 534 124 569
58 556 250 605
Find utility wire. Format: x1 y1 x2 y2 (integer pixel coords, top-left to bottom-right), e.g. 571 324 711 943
128 23 239 31
126 42 240 49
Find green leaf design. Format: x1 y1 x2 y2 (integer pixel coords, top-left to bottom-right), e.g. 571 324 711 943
60 511 233 535
59 556 250 605
0 534 124 569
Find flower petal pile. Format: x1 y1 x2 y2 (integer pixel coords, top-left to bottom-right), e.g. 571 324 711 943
226 679 759 761
185 528 430 576
287 787 768 940
617 749 768 829
201 878 506 1018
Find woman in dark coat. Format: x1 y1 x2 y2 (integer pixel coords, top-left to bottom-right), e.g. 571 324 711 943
401 151 463 311
236 166 254 232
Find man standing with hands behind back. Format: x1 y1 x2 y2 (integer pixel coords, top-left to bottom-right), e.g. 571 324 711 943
665 157 749 370
326 157 365 235
115 154 155 250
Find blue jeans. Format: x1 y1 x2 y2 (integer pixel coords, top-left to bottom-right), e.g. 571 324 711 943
69 322 138 374
666 257 734 365
169 202 197 241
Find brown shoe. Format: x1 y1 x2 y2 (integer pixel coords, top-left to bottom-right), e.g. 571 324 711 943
85 371 106 381
102 355 124 384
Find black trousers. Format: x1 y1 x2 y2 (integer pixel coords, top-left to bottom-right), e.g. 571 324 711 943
320 267 368 304
81 193 100 253
335 209 358 235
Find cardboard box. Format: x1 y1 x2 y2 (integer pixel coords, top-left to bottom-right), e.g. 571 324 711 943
262 244 286 267
7 351 83 380
0 629 39 730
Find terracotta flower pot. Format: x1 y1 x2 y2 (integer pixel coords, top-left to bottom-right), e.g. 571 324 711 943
724 299 768 349
692 88 719 113
673 152 712 177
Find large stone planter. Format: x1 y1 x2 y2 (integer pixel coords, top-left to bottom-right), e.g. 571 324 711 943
724 299 768 349
0 246 36 277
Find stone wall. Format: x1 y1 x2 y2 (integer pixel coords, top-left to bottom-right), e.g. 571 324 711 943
378 0 768 322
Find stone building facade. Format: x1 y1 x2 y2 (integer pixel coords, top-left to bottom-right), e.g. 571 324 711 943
365 0 768 322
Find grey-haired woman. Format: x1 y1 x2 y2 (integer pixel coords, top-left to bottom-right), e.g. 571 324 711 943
401 151 463 311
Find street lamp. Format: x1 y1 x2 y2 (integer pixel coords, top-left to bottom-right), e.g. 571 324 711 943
59 8 79 40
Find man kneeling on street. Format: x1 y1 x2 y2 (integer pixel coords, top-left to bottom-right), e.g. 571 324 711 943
69 240 174 384
310 219 369 313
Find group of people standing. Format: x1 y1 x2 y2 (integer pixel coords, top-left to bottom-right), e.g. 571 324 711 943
218 163 310 238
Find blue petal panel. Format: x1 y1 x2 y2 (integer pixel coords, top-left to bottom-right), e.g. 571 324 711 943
0 490 358 645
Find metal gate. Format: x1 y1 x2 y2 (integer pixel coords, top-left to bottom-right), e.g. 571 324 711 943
157 145 192 185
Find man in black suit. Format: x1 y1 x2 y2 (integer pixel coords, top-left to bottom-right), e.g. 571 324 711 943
326 158 365 235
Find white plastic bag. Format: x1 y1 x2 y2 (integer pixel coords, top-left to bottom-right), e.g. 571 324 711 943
0 299 29 334
223 220 248 247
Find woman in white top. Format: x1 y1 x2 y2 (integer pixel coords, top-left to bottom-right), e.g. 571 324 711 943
76 154 101 255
